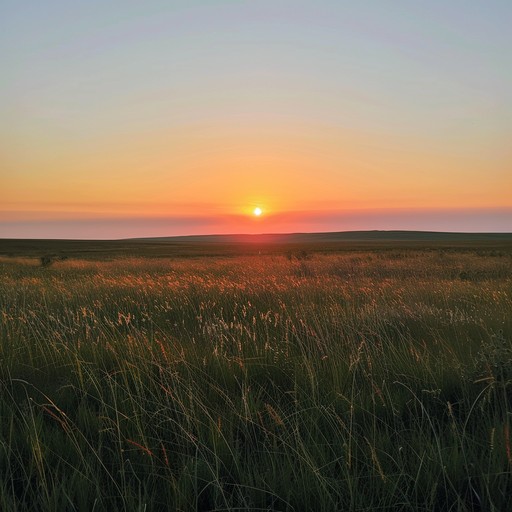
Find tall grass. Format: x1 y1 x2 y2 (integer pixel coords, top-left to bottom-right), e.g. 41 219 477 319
0 249 511 511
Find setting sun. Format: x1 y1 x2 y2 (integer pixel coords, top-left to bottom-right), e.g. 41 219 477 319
0 1 509 240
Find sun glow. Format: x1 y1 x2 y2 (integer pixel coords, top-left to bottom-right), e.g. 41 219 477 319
253 207 263 216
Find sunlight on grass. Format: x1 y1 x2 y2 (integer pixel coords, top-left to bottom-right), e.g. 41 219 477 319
0 249 511 510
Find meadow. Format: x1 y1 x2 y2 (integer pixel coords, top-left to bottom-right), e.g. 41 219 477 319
0 241 511 511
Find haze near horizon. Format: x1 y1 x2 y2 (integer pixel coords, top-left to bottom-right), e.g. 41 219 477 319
1 1 511 239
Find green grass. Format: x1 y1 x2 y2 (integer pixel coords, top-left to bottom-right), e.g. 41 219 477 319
0 246 511 511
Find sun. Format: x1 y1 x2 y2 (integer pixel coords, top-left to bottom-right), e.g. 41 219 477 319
253 207 263 216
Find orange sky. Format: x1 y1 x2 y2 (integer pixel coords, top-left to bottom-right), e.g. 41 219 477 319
1 2 511 238
3 120 509 218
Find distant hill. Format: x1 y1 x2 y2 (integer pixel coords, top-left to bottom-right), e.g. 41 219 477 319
134 230 512 243
1 230 511 260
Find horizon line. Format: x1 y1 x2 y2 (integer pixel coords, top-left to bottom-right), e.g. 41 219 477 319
2 228 512 243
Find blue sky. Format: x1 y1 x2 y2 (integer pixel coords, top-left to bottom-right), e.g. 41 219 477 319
1 1 511 238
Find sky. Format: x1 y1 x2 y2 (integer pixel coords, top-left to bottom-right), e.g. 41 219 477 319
1 0 511 239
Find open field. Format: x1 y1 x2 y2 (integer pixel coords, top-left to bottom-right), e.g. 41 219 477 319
2 231 512 260
1 237 512 510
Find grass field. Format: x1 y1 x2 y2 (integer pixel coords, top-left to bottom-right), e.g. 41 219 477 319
1 238 511 510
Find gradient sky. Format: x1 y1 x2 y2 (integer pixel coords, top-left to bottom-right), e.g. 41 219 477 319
1 0 511 238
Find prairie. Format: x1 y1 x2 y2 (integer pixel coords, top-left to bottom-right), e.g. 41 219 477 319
0 241 511 511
